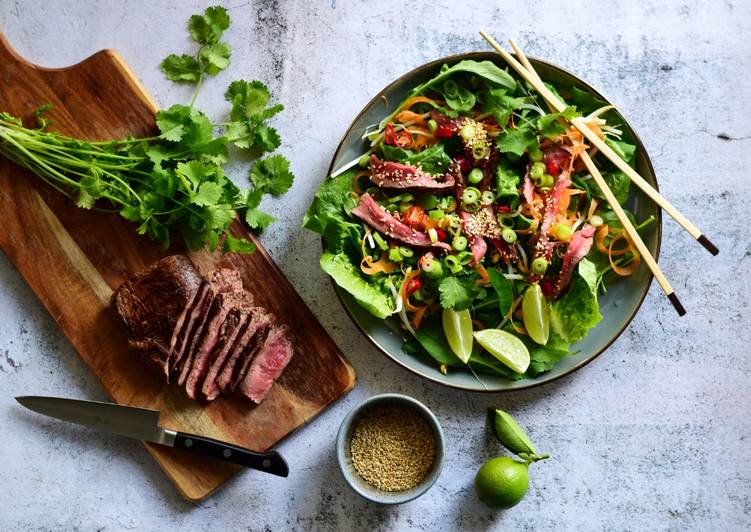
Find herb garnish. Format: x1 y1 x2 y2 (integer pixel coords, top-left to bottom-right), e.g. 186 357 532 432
0 6 292 254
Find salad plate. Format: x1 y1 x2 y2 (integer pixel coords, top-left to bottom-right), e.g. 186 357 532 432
314 51 660 391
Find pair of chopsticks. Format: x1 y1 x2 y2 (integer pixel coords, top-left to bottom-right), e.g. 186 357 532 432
479 32 710 316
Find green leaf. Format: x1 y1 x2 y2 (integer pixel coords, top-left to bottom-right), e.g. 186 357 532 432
225 80 270 120
414 319 464 366
193 181 223 206
245 208 276 230
176 160 212 189
203 203 236 231
438 276 479 311
486 269 515 316
591 171 630 205
320 252 395 319
438 79 476 112
75 189 95 209
188 6 230 45
303 169 356 235
200 42 231 75
483 88 526 127
248 155 294 196
537 106 579 139
496 126 536 156
155 104 191 141
550 258 602 344
408 60 516 100
160 54 201 82
222 233 256 254
380 143 452 175
605 138 636 164
119 205 141 222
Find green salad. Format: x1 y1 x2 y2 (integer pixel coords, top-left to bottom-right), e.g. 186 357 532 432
304 59 653 381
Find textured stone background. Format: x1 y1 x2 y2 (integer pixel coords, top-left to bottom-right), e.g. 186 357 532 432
1 1 750 530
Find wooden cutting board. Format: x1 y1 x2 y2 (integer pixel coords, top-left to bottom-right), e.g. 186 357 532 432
0 34 356 500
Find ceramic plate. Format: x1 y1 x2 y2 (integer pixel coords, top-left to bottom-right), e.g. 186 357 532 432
325 52 660 391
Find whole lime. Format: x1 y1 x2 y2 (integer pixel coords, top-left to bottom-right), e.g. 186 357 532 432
474 456 529 509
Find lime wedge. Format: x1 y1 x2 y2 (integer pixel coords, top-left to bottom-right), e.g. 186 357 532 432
492 409 537 455
474 329 530 373
522 283 549 345
442 308 473 363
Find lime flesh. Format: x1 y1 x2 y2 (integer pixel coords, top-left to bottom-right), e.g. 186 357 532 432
442 308 473 363
473 329 530 374
522 283 550 345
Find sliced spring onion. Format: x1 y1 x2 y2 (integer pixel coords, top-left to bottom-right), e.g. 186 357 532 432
481 190 496 205
428 228 438 243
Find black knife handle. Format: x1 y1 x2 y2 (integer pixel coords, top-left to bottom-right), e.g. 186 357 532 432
173 432 288 477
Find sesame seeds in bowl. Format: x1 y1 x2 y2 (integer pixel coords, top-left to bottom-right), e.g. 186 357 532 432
336 394 445 505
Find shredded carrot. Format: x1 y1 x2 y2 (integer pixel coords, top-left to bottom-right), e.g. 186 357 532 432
595 225 612 254
400 270 423 312
399 96 443 112
475 264 491 286
610 250 641 276
394 110 427 125
412 304 430 329
360 255 397 275
511 321 527 335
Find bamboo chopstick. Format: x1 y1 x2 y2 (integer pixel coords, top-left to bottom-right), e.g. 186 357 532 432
503 37 685 316
480 31 718 256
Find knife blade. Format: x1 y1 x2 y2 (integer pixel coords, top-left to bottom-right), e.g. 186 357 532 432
16 396 288 478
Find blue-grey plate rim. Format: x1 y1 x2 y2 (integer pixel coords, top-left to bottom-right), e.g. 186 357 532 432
323 51 661 392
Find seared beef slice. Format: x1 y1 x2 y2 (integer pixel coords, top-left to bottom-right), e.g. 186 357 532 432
183 291 253 399
176 268 243 385
237 326 294 403
114 255 201 380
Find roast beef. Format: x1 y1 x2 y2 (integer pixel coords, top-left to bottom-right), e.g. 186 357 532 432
217 315 272 394
114 255 202 381
369 155 455 190
202 308 271 400
176 268 243 386
183 291 254 399
351 193 451 251
554 224 596 298
237 326 294 403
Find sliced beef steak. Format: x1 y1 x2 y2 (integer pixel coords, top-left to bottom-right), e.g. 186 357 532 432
176 268 243 386
202 307 268 400
216 313 272 394
237 326 294 403
114 255 201 380
183 291 254 399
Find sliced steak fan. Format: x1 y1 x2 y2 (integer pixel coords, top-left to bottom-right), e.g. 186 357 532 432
217 314 272 395
237 326 295 404
183 291 254 399
202 307 269 400
168 281 210 376
113 255 201 381
176 268 243 386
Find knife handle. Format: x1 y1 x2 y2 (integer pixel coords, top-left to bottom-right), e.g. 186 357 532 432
173 432 289 477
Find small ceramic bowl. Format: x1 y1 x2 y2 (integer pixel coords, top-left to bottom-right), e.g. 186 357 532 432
336 393 445 504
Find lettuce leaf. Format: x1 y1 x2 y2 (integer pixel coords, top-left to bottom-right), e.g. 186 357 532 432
550 258 602 344
408 60 516 99
591 171 630 205
320 252 394 319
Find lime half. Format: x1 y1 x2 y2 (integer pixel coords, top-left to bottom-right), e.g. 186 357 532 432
442 308 473 363
474 329 530 373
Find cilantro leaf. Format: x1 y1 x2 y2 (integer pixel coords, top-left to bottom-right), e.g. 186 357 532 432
160 54 201 82
537 106 579 140
188 6 230 45
249 155 294 196
222 233 256 254
438 276 480 310
225 80 270 120
245 208 276 230
496 126 536 156
200 42 231 76
176 160 213 189
193 181 223 206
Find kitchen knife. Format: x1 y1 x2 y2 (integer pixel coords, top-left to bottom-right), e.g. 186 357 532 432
16 396 288 477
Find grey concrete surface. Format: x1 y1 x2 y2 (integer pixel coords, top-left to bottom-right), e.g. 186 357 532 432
1 1 750 530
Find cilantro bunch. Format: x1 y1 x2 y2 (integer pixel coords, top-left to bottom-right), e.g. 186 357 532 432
0 6 292 254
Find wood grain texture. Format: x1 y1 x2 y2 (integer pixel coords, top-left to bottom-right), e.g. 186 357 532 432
0 34 355 501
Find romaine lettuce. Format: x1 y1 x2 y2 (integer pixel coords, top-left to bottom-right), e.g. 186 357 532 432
320 252 395 319
550 258 602 344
